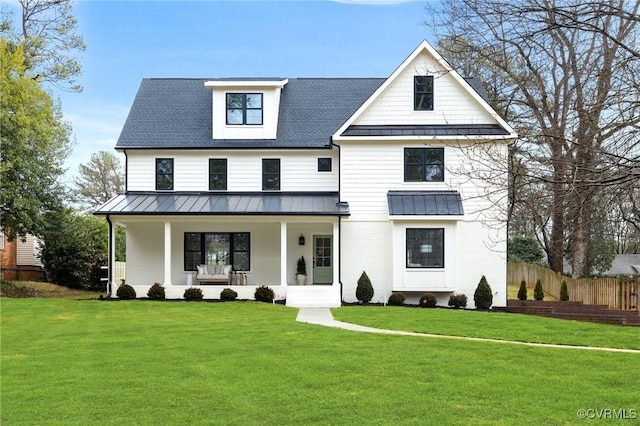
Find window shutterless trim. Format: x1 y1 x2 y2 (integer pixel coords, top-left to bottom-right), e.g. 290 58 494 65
209 158 227 191
183 232 250 271
226 93 263 125
318 157 332 172
155 158 174 190
414 76 434 111
262 158 280 191
406 228 444 269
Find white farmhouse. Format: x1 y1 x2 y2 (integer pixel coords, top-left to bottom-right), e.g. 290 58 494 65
95 41 517 307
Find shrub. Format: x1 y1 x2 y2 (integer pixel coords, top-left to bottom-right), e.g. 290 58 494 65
534 279 544 301
184 287 203 301
116 283 136 300
517 280 528 301
355 271 374 303
560 280 569 301
254 285 274 303
147 283 165 300
419 293 437 308
220 288 238 302
387 292 405 306
473 276 493 309
448 293 468 309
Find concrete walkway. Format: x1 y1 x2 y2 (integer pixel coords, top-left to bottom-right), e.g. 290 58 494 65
295 307 640 354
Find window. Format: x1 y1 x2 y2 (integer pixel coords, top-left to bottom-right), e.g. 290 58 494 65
209 159 227 190
262 159 280 190
184 232 250 271
404 148 444 182
226 93 263 125
318 158 332 172
414 76 434 110
406 228 444 268
156 158 174 190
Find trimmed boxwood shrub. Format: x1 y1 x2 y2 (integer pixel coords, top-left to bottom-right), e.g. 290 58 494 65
147 282 165 300
473 276 493 309
560 280 569 301
116 283 136 300
387 292 405 306
534 279 544 301
220 288 238 302
184 287 203 301
448 293 468 309
254 286 274 303
355 271 374 303
517 280 528 301
419 293 437 308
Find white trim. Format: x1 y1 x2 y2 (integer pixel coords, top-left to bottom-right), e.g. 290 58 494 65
164 222 172 286
204 79 288 89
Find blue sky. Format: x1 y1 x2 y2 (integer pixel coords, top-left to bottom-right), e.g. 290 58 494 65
11 1 437 184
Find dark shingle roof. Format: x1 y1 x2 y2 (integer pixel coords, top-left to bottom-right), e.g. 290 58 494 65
116 78 385 149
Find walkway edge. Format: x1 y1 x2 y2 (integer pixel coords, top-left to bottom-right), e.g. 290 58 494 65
295 308 640 354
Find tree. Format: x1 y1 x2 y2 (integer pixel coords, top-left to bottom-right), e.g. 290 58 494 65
0 39 70 240
428 0 640 277
39 208 108 289
1 0 86 91
74 151 124 208
508 235 545 264
356 271 374 303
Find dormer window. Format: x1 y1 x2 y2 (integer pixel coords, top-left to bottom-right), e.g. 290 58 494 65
226 93 263 125
414 76 434 110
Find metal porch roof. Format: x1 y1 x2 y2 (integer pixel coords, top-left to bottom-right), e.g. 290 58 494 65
387 191 464 216
95 192 349 216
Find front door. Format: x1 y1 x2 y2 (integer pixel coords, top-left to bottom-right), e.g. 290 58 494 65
313 235 333 284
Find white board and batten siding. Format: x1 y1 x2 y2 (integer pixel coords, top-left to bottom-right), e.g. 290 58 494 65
126 150 338 192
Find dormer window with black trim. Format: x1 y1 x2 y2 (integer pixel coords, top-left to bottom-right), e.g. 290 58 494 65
226 93 263 125
414 76 434 110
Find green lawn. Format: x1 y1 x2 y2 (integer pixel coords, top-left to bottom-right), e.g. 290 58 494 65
2 299 639 425
333 306 640 350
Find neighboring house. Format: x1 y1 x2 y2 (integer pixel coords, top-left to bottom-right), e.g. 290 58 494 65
600 254 640 277
0 231 45 281
95 41 517 307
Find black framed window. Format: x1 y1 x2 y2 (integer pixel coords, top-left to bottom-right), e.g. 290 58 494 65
406 228 444 268
404 148 444 182
184 232 250 271
414 76 434 110
209 159 227 190
262 158 280 190
226 93 263 125
156 158 174 190
318 158 332 172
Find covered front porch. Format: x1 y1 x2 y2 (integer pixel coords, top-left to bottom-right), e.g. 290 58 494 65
97 192 349 307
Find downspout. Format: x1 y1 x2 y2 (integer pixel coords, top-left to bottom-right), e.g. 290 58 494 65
105 215 114 298
331 137 344 303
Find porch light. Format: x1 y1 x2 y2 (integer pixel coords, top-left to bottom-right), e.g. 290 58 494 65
299 235 305 246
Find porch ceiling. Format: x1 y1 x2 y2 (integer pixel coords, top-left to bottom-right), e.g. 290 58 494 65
94 192 349 216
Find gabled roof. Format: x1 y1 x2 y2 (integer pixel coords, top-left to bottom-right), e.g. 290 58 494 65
116 78 384 150
334 40 517 140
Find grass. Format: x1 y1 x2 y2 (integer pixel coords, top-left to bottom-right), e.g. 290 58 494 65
333 305 640 350
507 283 556 300
0 280 101 299
2 298 639 425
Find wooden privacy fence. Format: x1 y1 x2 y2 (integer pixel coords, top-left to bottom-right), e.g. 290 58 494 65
507 262 639 313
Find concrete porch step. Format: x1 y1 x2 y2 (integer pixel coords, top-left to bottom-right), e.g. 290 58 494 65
286 285 341 308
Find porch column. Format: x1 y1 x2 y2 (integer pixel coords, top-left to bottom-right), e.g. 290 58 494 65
280 221 288 287
164 221 172 286
333 221 340 286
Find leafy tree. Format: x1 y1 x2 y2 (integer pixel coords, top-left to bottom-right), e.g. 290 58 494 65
0 39 70 240
1 0 86 91
508 236 544 264
74 151 124 208
39 208 108 289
